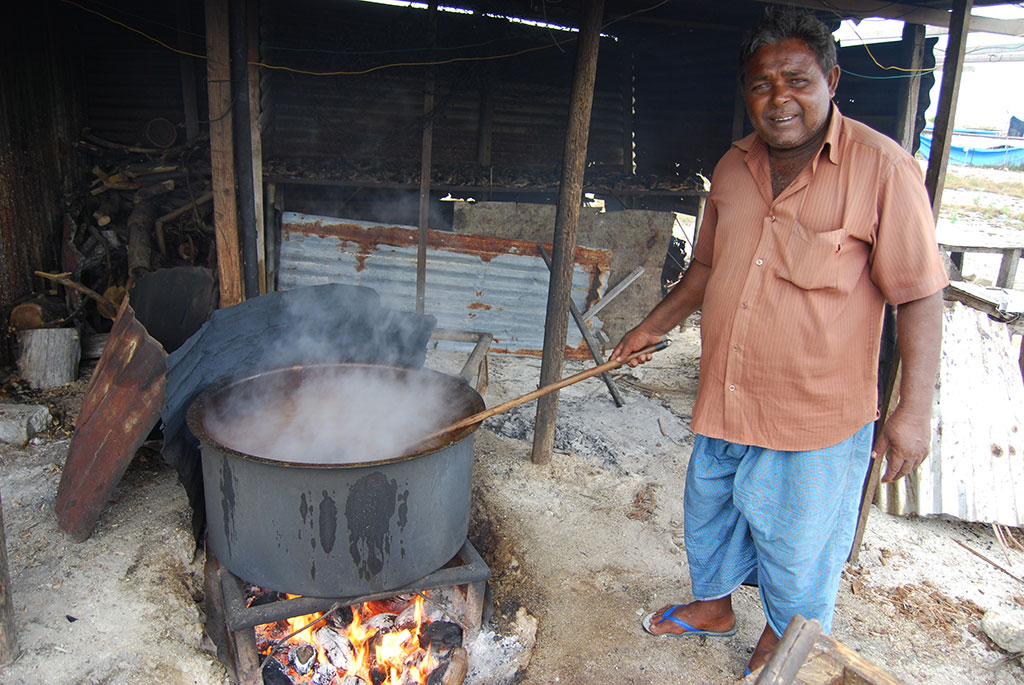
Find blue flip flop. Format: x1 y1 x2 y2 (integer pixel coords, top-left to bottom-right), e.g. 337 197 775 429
641 604 738 637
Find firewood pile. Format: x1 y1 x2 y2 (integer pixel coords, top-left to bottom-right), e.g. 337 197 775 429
265 157 703 193
9 130 217 342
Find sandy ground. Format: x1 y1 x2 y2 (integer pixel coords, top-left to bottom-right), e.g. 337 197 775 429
2 165 1024 684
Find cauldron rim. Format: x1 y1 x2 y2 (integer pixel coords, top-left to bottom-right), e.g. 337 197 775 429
185 362 485 469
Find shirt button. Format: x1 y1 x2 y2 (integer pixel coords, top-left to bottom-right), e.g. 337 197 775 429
755 258 764 266
769 215 776 222
732 344 739 351
728 384 736 392
740 302 748 309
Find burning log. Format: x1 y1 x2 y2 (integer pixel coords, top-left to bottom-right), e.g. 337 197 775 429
289 643 316 674
314 625 356 672
362 612 397 634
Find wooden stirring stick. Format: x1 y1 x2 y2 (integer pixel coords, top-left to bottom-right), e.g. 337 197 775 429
416 339 670 446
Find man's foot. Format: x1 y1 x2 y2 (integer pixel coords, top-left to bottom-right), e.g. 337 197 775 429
746 622 781 674
641 597 736 636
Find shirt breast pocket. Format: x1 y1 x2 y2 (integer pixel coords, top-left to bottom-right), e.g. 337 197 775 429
776 221 844 291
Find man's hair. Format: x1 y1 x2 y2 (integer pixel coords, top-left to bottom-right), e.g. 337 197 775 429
738 7 838 83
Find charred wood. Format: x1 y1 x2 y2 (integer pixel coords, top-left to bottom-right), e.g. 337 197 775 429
126 198 154 278
418 621 462 651
81 333 108 361
261 656 292 685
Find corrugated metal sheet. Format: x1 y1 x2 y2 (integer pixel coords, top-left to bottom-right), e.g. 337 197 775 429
877 303 1024 526
74 1 202 146
633 26 746 179
262 0 629 170
278 212 610 357
0 3 89 364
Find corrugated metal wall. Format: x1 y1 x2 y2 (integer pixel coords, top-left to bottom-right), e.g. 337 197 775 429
262 0 630 171
76 1 205 146
0 3 89 364
633 27 747 179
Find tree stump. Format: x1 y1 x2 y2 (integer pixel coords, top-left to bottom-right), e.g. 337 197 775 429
15 328 81 389
0 489 19 665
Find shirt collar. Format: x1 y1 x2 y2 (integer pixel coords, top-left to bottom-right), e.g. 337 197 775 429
733 102 843 166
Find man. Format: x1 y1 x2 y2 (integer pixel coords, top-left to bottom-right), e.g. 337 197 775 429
611 8 948 676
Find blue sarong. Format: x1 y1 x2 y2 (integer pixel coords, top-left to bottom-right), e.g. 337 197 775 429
683 423 873 636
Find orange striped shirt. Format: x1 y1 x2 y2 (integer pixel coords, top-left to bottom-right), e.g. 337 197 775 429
690 105 948 450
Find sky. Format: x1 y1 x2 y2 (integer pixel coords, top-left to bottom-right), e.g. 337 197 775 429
833 3 1024 131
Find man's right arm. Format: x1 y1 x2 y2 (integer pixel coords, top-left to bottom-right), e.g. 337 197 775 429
612 260 711 366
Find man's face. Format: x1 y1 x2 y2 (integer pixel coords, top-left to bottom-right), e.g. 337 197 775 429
743 38 840 152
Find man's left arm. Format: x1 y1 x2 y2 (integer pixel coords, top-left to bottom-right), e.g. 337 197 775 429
871 290 943 482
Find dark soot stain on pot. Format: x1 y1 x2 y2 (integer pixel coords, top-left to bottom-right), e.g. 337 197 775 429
221 457 236 558
319 490 338 554
346 472 398 581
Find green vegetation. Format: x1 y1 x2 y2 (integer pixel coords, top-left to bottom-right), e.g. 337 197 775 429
944 170 1024 197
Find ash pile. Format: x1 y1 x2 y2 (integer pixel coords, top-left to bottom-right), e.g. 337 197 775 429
482 394 693 474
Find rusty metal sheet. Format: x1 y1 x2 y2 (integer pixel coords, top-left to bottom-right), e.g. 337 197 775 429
55 296 167 542
279 213 611 358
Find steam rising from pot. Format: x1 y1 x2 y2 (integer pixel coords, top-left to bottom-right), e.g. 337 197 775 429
200 365 462 465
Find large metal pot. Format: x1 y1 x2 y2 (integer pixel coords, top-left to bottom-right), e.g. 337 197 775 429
186 363 484 597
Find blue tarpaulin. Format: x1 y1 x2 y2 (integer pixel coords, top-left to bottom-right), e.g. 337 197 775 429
920 130 1024 168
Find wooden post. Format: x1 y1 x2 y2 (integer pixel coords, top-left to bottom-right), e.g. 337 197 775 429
230 0 259 300
476 61 496 168
531 0 605 465
894 23 927 152
0 489 19 665
925 0 972 223
247 0 266 295
206 0 244 307
417 1 438 315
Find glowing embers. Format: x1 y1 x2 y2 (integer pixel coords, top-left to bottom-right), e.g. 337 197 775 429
252 592 467 684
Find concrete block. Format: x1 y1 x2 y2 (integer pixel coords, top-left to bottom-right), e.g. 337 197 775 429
0 404 52 445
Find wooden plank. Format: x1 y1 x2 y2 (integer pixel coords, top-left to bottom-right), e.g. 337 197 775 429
996 248 1021 289
755 616 822 685
54 298 167 541
924 0 972 222
815 634 905 685
532 0 605 465
205 0 244 307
